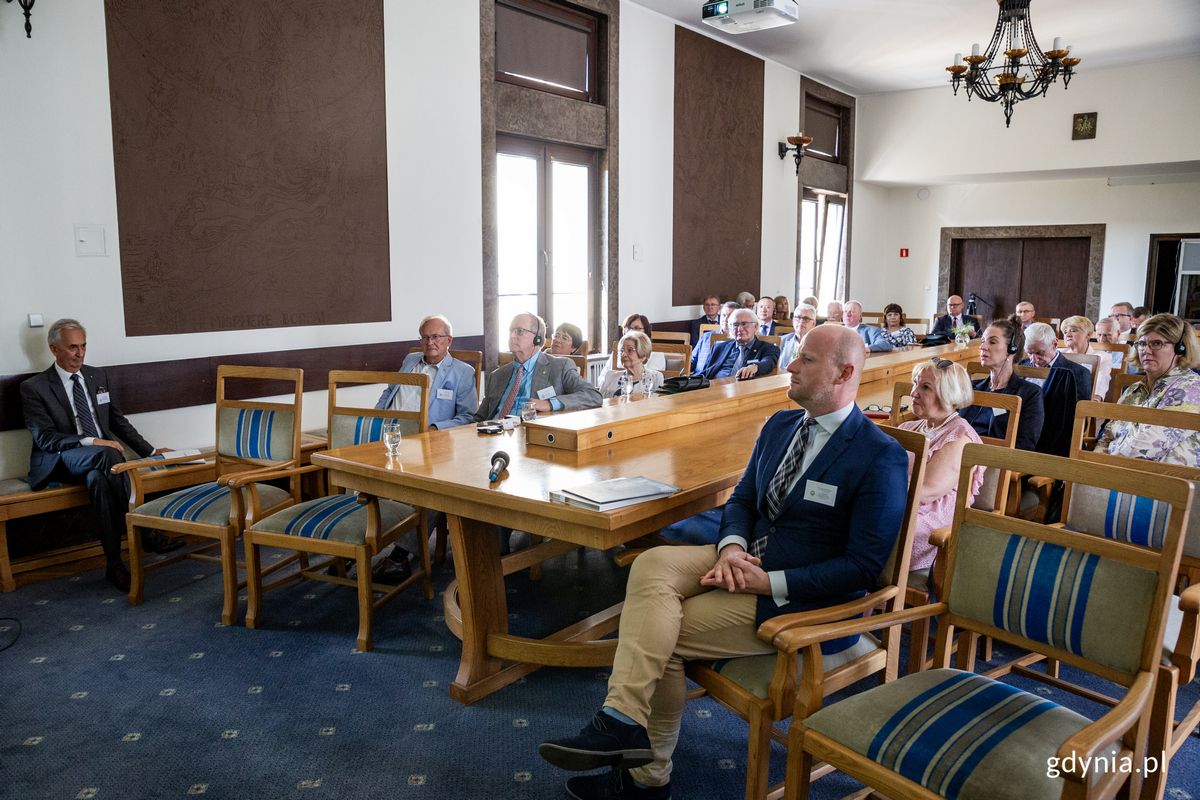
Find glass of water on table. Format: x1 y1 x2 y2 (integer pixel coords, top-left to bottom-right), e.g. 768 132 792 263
382 421 403 456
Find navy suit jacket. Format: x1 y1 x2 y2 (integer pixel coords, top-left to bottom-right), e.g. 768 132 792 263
757 320 777 336
930 314 981 337
1020 356 1090 457
21 365 154 489
960 375 1044 452
720 406 909 628
689 315 719 347
699 338 781 379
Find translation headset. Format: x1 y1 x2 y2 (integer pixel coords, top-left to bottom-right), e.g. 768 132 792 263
532 315 546 346
1175 325 1188 356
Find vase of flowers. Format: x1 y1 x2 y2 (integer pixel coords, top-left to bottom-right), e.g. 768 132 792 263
952 324 973 347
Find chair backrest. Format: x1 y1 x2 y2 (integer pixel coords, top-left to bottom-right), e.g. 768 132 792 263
711 333 730 343
214 366 303 477
1068 400 1200 563
498 351 515 367
609 341 692 377
698 323 722 337
942 443 1191 686
1110 371 1143 402
965 361 990 381
327 370 429 451
408 348 483 399
1092 341 1130 369
1013 364 1050 382
875 425 929 592
1059 351 1101 394
774 326 795 337
888 380 1021 513
1033 316 1062 327
651 331 689 345
905 317 931 335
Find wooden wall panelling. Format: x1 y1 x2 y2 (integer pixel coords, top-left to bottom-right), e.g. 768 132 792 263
1018 237 1091 321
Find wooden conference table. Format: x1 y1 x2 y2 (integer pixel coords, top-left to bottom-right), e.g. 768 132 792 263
311 340 979 705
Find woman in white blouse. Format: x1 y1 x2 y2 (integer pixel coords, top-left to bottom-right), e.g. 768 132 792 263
599 331 664 399
1059 315 1111 402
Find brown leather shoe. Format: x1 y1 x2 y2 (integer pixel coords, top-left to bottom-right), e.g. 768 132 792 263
371 552 412 583
141 530 185 554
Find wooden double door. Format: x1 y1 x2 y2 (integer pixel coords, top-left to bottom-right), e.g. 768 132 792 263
950 237 1090 322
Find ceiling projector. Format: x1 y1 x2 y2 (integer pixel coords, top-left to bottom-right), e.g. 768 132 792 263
701 0 799 34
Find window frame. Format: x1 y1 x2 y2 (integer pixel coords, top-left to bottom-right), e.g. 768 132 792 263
494 0 599 104
803 94 845 165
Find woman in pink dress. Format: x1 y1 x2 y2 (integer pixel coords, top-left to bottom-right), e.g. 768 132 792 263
898 358 987 570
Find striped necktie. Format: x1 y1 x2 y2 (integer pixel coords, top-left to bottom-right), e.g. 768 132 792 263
498 365 525 418
71 374 100 439
764 416 818 521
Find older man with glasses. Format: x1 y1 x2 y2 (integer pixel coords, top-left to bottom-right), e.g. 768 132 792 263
1109 302 1137 341
698 308 780 380
779 304 817 368
930 295 981 338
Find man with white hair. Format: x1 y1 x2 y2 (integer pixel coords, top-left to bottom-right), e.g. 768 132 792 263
20 319 182 593
824 301 843 324
1015 301 1036 329
690 301 741 373
1094 317 1127 372
843 301 893 352
698 308 780 380
1021 322 1090 458
736 291 756 309
539 325 909 799
779 304 817 368
372 314 479 581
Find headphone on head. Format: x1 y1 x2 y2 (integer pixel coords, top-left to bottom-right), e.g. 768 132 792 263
1008 334 1020 355
530 314 545 346
1175 324 1188 356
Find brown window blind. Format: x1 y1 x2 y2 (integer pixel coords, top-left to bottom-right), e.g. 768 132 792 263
496 0 597 102
804 95 842 163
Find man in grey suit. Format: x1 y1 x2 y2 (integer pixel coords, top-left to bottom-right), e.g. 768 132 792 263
20 319 182 593
474 313 602 422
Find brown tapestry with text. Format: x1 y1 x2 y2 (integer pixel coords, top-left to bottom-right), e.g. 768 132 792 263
104 0 390 335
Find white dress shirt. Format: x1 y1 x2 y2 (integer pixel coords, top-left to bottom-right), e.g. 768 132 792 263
54 363 99 445
390 358 441 412
718 400 856 606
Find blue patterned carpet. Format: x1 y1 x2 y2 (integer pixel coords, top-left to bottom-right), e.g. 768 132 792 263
1 539 1197 799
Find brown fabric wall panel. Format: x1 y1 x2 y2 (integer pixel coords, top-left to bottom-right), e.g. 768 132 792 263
0 336 484 432
672 27 764 307
104 1 391 336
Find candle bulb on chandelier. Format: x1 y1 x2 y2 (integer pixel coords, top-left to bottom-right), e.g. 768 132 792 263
954 52 963 66
1052 37 1062 52
971 43 980 56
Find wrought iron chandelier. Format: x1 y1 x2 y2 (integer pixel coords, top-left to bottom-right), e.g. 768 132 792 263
6 0 35 38
946 0 1080 127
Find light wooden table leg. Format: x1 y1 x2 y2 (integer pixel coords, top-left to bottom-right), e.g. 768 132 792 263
447 514 520 704
0 521 15 592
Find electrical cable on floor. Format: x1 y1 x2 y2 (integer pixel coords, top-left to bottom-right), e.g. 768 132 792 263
0 618 22 652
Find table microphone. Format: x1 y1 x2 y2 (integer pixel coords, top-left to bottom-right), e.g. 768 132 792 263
488 450 510 483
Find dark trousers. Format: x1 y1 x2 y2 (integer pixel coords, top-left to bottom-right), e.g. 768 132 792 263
47 445 130 564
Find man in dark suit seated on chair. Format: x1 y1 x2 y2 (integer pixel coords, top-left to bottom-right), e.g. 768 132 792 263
929 295 981 337
754 297 777 336
20 319 183 593
1020 322 1090 458
688 295 721 347
538 324 909 799
690 301 739 374
698 308 781 380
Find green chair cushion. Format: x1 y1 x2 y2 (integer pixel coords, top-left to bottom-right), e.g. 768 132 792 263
805 668 1122 800
134 482 290 525
248 494 416 544
702 632 880 700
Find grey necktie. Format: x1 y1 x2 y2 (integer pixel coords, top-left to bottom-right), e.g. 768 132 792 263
71 374 101 439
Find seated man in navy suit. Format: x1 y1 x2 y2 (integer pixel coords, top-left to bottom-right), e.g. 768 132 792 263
372 314 478 580
755 297 777 336
20 319 182 593
688 295 721 347
1020 322 1089 459
699 308 781 380
690 301 739 374
539 325 909 799
929 295 981 337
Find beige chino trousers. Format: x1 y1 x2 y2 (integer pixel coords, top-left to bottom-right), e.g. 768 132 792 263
604 544 775 787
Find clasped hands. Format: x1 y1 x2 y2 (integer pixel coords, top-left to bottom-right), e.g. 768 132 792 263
700 545 771 595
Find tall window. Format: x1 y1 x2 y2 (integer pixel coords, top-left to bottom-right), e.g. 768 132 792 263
496 135 596 349
495 0 599 103
798 189 847 308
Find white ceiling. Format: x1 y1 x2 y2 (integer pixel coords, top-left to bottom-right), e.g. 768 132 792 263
626 0 1200 96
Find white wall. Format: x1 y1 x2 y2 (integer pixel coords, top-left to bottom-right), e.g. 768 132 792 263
618 3 801 324
849 56 1200 319
0 0 483 478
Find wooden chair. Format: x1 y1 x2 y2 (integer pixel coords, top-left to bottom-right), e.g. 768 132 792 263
242 371 434 652
698 323 722 337
626 426 928 800
1034 315 1062 327
117 366 305 626
1109 371 1143 403
650 331 689 345
906 318 931 336
498 351 514 367
1059 351 1102 399
1092 341 1131 375
781 443 1192 800
775 326 795 337
887 380 1022 673
409 347 484 399
608 341 691 377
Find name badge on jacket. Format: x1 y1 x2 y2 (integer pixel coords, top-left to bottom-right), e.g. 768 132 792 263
96 392 111 405
436 388 453 401
537 387 557 400
804 480 837 507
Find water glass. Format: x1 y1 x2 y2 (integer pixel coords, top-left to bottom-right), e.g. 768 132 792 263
521 401 538 422
382 421 403 456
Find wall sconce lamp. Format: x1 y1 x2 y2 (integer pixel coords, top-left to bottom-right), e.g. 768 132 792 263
7 0 35 38
778 134 812 175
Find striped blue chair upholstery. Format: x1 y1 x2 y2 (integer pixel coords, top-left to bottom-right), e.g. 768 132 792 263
242 370 434 653
136 482 292 527
218 407 297 461
781 444 1190 800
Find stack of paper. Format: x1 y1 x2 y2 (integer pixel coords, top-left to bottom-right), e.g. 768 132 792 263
549 476 679 512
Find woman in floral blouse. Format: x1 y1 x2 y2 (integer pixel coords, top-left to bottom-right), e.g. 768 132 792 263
880 303 918 347
1096 313 1200 467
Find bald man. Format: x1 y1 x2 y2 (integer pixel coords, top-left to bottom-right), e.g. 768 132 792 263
930 295 981 337
540 325 909 799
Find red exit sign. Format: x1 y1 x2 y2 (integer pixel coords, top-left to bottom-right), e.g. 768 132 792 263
900 248 909 257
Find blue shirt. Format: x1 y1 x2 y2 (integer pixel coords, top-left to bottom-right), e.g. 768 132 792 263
493 352 564 417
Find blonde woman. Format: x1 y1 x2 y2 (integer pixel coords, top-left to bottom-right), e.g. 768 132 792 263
1058 315 1111 402
898 358 986 569
599 331 664 399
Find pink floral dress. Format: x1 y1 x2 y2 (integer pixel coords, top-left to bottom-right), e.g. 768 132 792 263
898 415 986 570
